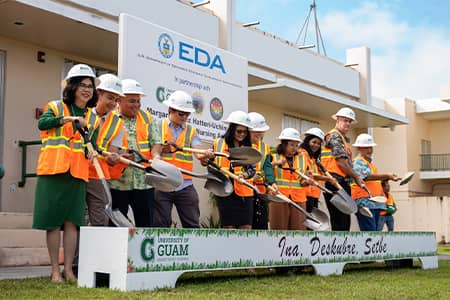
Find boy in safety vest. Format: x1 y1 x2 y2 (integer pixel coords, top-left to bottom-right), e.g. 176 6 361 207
321 107 365 231
154 90 213 228
86 74 125 226
248 112 271 229
351 133 399 231
378 179 397 231
109 79 162 227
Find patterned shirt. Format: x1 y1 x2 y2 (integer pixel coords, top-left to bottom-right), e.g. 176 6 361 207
109 116 161 191
353 155 386 209
325 131 353 167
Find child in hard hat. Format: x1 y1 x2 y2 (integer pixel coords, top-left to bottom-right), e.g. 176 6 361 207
351 133 400 231
378 180 396 231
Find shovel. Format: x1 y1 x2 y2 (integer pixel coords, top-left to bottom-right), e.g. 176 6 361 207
182 167 234 197
399 171 415 185
102 150 183 192
165 141 262 166
208 162 330 230
74 121 134 228
362 185 387 203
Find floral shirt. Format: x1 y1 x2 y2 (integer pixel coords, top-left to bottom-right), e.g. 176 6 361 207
109 116 161 191
325 131 353 167
353 155 386 210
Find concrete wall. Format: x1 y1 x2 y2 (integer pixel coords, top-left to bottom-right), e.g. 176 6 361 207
0 35 116 211
232 25 359 98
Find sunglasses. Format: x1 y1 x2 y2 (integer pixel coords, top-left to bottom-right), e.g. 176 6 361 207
173 110 190 117
236 129 248 135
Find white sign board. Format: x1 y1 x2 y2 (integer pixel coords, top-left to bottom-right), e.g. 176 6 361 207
118 14 248 141
78 227 438 291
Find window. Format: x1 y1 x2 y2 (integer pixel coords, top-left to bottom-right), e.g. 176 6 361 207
421 139 431 154
282 114 319 134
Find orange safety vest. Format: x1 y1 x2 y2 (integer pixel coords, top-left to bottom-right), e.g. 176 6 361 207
298 148 322 198
252 139 270 193
321 128 352 177
380 192 395 216
272 153 307 203
161 119 195 180
351 156 384 199
88 111 124 180
37 100 98 182
213 138 254 197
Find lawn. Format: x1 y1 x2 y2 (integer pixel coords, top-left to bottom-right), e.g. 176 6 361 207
438 244 450 254
1 260 449 299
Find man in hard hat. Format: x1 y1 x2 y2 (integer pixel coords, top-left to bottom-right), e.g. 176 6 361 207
86 74 125 226
351 133 399 231
321 107 365 230
248 112 271 229
109 79 162 227
154 90 213 228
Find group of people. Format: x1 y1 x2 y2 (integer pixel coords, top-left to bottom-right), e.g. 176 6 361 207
32 64 397 282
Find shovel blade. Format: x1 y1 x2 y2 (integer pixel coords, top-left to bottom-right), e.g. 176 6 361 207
330 190 358 214
227 147 262 166
399 171 415 185
304 219 330 231
204 178 233 197
358 206 373 218
144 159 183 192
105 207 134 227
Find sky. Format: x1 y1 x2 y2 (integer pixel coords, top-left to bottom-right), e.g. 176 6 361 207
235 0 450 100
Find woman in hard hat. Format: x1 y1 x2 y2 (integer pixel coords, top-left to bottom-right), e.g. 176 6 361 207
248 112 271 229
298 128 338 215
351 133 400 231
33 64 99 282
213 110 255 229
264 128 312 230
86 74 124 226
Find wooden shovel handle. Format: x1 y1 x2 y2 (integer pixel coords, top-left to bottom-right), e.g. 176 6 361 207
323 170 344 190
102 150 146 170
85 142 106 180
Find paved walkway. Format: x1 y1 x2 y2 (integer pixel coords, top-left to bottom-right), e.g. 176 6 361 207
1 255 449 280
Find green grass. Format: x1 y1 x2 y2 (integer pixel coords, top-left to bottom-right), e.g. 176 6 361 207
437 244 450 255
1 260 449 299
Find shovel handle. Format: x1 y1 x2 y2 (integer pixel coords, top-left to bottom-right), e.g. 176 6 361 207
85 143 106 180
292 169 334 194
102 150 146 170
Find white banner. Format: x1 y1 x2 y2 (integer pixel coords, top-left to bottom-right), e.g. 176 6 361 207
118 14 248 141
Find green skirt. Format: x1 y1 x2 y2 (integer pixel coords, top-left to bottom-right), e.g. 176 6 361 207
33 172 86 230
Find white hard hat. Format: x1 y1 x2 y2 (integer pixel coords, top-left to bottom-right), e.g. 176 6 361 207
278 128 302 142
62 64 98 87
223 110 253 128
121 79 146 96
96 74 124 96
304 127 325 141
163 90 195 113
248 112 270 132
352 133 377 147
332 107 357 123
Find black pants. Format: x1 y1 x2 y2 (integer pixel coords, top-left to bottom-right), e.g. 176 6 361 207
110 188 154 227
153 185 200 228
324 177 351 231
306 196 319 213
252 197 268 229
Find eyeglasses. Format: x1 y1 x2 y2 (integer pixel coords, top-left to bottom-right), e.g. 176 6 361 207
78 82 94 90
235 129 248 135
177 111 190 117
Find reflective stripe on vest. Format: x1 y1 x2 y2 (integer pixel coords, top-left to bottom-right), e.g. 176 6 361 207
37 100 95 182
89 111 123 179
350 156 384 199
136 110 154 159
321 128 352 177
214 138 253 197
252 139 270 193
273 153 306 202
298 148 321 198
161 119 195 180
